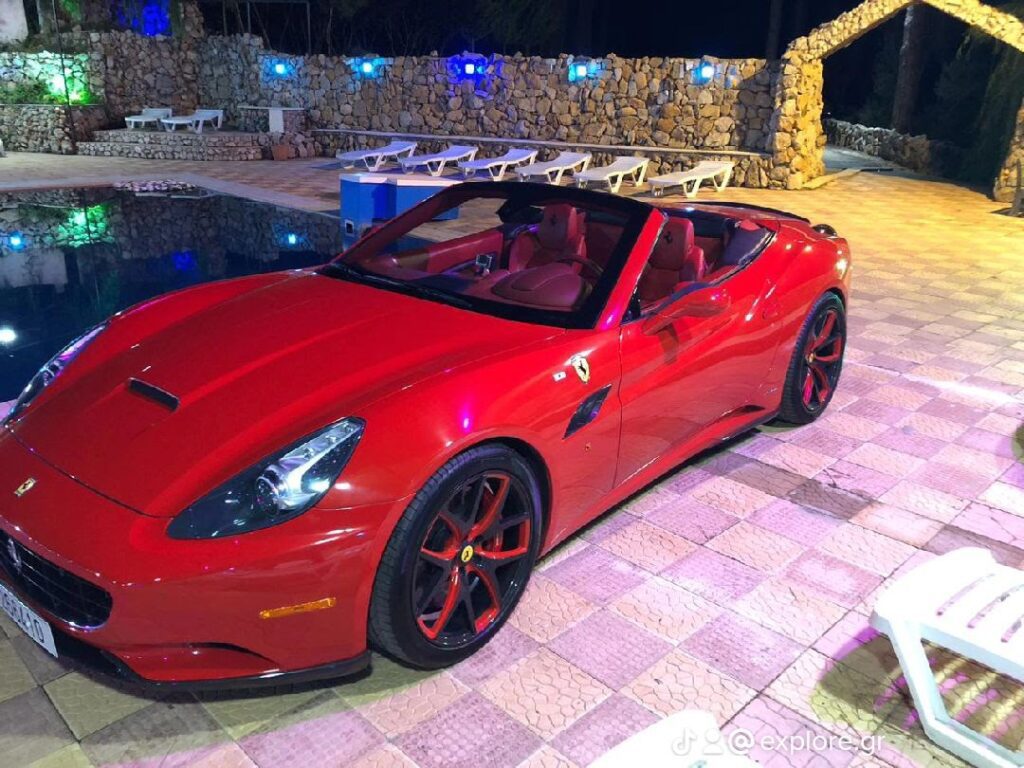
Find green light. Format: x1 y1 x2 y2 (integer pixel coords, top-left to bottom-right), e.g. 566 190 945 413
58 204 111 246
42 66 92 105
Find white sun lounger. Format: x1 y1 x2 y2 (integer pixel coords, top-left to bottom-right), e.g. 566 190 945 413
336 140 418 172
871 548 1024 768
125 108 171 130
160 109 224 134
591 710 758 768
398 145 479 177
649 160 735 198
575 156 651 194
516 152 592 185
458 148 539 180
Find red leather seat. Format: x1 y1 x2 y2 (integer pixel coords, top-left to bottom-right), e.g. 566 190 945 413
637 218 706 305
508 204 586 272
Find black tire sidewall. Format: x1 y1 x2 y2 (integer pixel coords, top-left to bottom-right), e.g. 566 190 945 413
370 444 543 669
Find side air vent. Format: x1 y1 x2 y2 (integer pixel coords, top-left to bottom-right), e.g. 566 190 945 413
564 385 612 439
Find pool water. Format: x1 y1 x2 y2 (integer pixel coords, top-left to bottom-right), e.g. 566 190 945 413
0 186 346 401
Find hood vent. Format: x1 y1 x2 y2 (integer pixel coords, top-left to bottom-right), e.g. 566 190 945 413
127 378 180 412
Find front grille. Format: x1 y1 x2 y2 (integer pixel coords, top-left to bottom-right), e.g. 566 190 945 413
0 531 112 628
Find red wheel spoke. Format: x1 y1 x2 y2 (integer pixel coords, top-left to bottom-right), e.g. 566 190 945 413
468 476 510 541
419 568 463 640
810 363 831 402
467 564 501 632
802 368 815 406
477 544 530 562
812 311 837 349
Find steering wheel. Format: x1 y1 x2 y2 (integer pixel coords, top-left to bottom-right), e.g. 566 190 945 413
556 255 604 279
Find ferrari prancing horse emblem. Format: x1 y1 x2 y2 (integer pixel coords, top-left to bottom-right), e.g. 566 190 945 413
570 355 591 384
14 478 36 498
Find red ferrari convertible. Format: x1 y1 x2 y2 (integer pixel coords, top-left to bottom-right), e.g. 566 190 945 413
0 182 850 688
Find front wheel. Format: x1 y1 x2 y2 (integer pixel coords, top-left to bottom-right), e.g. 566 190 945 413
778 292 846 424
369 444 542 668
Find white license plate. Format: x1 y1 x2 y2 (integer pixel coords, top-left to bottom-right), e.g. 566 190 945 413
0 581 58 657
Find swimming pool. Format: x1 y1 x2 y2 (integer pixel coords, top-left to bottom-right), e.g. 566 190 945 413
0 185 346 401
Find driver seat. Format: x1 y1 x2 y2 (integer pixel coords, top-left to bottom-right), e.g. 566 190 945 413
508 203 587 273
637 218 706 305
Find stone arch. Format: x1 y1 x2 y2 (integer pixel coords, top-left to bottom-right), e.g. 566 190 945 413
771 0 1024 195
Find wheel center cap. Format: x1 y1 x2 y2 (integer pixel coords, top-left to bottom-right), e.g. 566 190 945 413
460 545 475 564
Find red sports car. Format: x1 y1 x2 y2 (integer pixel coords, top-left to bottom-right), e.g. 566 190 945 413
0 182 850 688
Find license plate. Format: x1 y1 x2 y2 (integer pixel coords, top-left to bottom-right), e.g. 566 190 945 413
0 581 58 657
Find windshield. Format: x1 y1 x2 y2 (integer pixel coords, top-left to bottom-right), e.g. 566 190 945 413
323 182 653 329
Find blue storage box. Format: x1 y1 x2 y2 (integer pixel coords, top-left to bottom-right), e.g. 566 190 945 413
340 173 390 235
388 177 460 221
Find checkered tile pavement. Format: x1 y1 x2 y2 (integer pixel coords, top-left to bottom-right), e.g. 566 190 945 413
1 152 1023 767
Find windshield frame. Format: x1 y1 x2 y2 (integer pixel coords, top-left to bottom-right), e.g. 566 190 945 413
323 181 654 330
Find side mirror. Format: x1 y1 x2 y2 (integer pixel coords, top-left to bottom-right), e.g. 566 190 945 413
641 287 731 335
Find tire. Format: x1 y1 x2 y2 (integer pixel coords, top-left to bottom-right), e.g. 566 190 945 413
778 292 846 425
369 444 543 669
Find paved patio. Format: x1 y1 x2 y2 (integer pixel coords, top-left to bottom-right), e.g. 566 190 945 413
1 152 1023 768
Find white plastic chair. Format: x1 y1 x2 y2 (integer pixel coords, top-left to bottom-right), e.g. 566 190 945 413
591 710 758 768
458 148 539 180
575 156 651 194
871 547 1024 768
336 140 417 172
649 160 735 198
125 107 171 130
516 151 592 185
398 145 478 177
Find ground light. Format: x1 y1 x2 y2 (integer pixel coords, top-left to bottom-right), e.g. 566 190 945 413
275 63 287 75
0 327 16 345
7 232 25 250
286 233 299 246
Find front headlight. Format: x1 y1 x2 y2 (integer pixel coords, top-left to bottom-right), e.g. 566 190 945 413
167 418 365 540
4 324 106 425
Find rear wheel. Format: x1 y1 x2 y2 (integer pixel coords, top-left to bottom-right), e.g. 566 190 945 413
369 444 542 668
778 293 846 424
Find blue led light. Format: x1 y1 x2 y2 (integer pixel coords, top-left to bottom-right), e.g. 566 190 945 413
695 60 716 85
464 62 476 76
286 233 299 246
361 61 373 74
575 64 588 78
274 63 287 75
7 232 25 250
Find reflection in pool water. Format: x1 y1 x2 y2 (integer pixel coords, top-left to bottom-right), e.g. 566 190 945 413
0 186 346 401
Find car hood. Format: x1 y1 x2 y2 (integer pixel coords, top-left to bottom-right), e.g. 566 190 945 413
13 271 560 517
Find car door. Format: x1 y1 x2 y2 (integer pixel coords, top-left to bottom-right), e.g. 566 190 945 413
615 253 782 486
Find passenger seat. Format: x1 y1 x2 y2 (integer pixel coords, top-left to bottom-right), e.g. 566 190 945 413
637 218 706 305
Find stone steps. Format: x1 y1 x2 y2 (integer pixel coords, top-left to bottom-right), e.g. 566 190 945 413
77 139 264 161
77 129 266 160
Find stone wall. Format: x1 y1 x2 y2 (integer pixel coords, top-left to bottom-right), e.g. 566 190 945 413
825 118 963 175
0 105 106 153
197 36 779 154
995 100 1024 202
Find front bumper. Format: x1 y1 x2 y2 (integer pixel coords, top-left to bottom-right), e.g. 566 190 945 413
0 429 405 686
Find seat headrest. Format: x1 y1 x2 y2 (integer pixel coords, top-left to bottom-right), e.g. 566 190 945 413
537 204 582 250
650 218 695 270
